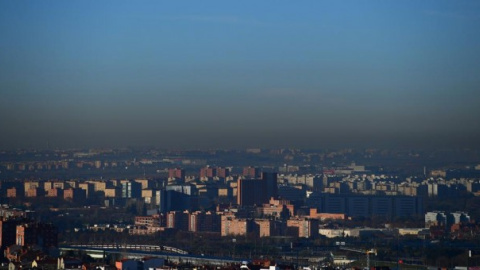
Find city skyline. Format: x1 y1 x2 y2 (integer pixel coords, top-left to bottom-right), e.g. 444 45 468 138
1 1 479 150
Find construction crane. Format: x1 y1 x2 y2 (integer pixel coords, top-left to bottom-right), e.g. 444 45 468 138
340 247 377 269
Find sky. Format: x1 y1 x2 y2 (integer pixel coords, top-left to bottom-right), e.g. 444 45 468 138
1 1 479 150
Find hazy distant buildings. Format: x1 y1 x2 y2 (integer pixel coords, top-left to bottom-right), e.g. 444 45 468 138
216 167 230 179
168 168 185 182
200 166 216 179
199 166 230 182
243 167 261 178
307 194 423 219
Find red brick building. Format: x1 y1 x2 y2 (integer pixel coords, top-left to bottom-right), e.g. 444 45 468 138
286 218 319 238
309 209 346 221
221 215 256 236
188 211 221 232
254 219 274 237
166 211 189 231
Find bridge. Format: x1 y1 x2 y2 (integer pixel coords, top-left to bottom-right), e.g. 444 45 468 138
66 244 189 255
59 244 245 266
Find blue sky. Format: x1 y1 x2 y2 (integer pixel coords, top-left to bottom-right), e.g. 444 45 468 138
1 1 479 149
